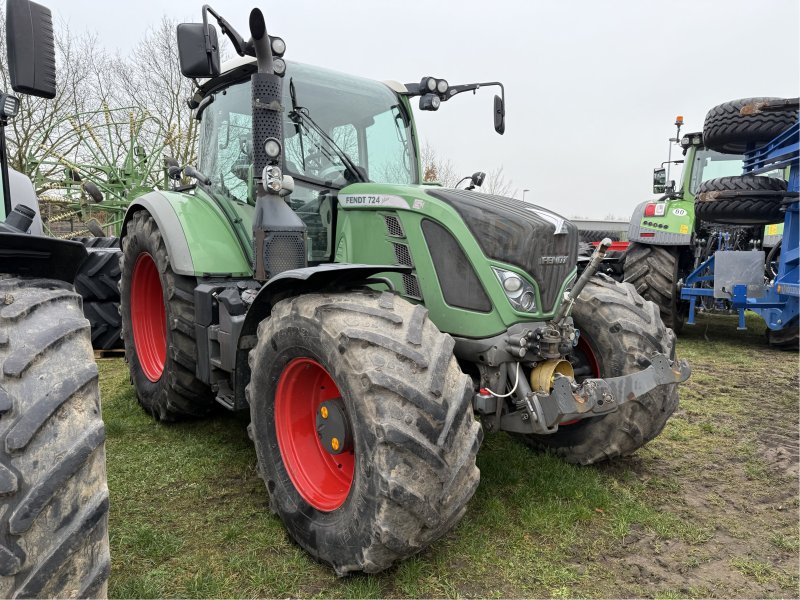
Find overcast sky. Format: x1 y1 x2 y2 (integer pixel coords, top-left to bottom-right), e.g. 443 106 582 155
61 0 799 219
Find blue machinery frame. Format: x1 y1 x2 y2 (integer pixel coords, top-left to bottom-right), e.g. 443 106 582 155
681 121 799 332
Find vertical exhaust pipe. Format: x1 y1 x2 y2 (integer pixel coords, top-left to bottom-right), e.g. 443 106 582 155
249 8 306 281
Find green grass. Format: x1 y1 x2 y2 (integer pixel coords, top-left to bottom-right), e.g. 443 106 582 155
101 312 799 598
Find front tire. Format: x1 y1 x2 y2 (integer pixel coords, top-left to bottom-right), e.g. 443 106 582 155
519 275 679 465
120 210 214 420
247 291 482 575
0 276 110 598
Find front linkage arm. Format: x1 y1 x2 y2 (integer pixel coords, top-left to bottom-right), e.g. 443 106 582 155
500 353 691 435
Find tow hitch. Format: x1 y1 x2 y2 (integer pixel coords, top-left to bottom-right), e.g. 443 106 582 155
500 353 691 434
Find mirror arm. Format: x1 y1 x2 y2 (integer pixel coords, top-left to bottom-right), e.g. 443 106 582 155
202 4 248 56
445 81 504 103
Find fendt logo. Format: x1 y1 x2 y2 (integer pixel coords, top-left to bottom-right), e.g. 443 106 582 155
539 255 569 265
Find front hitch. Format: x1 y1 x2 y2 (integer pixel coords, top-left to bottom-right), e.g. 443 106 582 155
499 353 691 435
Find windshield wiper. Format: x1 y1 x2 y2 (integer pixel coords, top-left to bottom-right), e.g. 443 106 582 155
288 79 366 183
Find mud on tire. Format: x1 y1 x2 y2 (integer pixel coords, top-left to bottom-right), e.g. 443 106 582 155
0 276 110 598
623 242 685 333
247 291 482 575
519 275 679 465
120 210 214 420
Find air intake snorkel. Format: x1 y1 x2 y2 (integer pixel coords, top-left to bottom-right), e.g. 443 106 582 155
249 8 306 281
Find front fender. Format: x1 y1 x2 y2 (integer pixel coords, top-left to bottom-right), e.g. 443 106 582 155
120 190 252 277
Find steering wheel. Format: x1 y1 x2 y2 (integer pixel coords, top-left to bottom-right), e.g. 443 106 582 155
304 151 346 183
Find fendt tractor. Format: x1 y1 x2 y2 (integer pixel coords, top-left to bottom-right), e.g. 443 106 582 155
0 0 110 597
119 6 690 574
624 102 797 338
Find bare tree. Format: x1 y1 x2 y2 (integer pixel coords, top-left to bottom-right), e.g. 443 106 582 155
113 17 198 169
481 166 517 198
420 141 459 187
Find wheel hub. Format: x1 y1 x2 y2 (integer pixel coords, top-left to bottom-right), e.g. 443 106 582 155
315 398 352 455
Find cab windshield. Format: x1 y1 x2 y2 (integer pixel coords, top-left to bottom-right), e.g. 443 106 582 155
689 149 743 194
198 60 418 205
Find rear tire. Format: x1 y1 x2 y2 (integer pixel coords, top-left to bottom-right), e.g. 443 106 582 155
703 97 798 154
120 210 214 420
0 276 110 598
74 243 122 302
696 175 787 225
623 242 685 333
518 275 679 465
247 291 482 575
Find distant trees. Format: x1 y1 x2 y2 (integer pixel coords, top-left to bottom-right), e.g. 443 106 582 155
421 141 517 195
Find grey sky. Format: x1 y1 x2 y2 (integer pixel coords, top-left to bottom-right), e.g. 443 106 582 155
63 0 798 218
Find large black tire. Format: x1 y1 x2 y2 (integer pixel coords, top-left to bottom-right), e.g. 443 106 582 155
623 242 685 333
703 97 798 154
766 319 799 351
247 291 482 575
696 175 787 225
0 276 110 598
84 301 124 350
120 210 214 420
73 236 120 249
577 229 621 243
518 275 679 465
75 245 122 302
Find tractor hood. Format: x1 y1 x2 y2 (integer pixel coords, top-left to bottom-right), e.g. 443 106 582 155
423 188 579 312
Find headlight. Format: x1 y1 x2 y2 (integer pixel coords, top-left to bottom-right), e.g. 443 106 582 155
272 58 286 76
270 36 286 56
493 267 537 313
436 79 449 94
0 93 20 119
419 94 441 111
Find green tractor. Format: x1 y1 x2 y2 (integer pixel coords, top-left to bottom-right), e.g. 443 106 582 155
624 106 791 332
119 6 690 574
1 0 109 596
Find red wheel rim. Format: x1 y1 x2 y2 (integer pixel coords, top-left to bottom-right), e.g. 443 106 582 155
275 358 354 512
561 336 602 426
131 253 166 382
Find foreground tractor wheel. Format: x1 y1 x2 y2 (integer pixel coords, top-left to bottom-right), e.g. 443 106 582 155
120 211 214 420
519 275 679 465
248 291 482 575
0 276 110 598
623 242 685 333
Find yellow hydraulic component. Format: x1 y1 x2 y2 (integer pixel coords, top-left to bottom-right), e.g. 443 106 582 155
530 359 574 393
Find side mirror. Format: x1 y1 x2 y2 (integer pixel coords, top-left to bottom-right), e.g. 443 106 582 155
6 0 57 99
493 95 505 135
176 22 221 78
652 167 666 194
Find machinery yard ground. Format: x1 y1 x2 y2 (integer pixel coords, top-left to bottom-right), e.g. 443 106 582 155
98 313 799 599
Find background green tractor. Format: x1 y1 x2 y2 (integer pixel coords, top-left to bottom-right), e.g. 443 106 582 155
118 5 690 575
624 104 792 332
0 0 109 596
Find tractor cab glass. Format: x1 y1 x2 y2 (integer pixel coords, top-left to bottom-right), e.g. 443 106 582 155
198 61 418 262
689 149 743 194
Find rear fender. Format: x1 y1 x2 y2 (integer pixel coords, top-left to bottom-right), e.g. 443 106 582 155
120 190 252 277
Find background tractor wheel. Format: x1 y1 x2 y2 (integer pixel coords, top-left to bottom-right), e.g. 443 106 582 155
120 211 214 420
0 276 110 598
83 301 124 350
74 240 122 302
703 97 798 154
695 175 787 225
623 242 685 333
517 275 679 465
247 291 482 575
766 319 799 351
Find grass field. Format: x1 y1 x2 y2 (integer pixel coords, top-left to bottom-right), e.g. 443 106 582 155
100 313 799 598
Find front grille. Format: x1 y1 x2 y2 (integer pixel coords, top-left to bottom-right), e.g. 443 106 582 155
392 242 413 267
402 273 422 299
384 214 405 238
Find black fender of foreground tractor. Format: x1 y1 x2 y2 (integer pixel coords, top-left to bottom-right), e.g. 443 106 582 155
192 263 413 410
